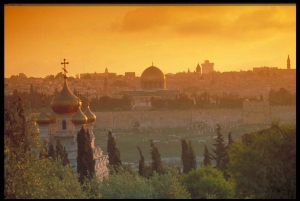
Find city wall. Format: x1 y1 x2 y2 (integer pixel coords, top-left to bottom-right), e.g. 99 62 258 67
94 105 295 130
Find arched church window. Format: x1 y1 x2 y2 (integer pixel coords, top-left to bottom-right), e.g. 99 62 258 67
62 120 66 130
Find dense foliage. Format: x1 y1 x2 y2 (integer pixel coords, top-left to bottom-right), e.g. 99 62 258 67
4 99 296 199
4 100 86 198
227 122 296 199
182 165 235 199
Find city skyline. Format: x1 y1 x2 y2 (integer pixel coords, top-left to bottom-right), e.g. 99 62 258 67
5 4 296 78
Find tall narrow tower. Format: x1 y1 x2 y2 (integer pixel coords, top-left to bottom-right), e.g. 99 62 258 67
287 55 291 69
196 63 201 74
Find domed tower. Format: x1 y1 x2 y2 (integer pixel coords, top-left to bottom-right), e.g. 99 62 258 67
140 63 166 90
84 92 97 149
287 55 291 70
50 58 80 169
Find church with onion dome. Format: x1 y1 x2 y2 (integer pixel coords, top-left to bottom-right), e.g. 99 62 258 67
120 63 180 110
35 59 109 181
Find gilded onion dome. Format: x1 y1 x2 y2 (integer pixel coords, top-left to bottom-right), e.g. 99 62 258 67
84 92 96 123
85 105 96 123
51 77 79 114
72 97 87 125
36 108 51 125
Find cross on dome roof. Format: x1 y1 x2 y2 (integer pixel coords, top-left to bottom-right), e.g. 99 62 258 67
61 58 69 78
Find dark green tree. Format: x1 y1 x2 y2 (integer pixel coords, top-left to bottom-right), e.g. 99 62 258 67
107 131 122 172
188 140 197 171
150 140 165 175
77 127 95 183
211 124 227 172
55 139 70 166
47 144 56 159
203 145 212 166
181 139 190 174
182 165 235 199
228 131 234 145
137 146 146 177
39 141 48 160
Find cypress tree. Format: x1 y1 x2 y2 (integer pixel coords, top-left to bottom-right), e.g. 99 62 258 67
39 141 48 160
62 146 70 166
203 144 212 166
77 127 95 183
228 131 234 146
55 139 69 166
77 127 85 183
47 144 56 159
150 140 165 175
188 140 197 171
137 146 146 177
85 129 95 176
181 139 190 174
211 124 227 172
107 131 122 172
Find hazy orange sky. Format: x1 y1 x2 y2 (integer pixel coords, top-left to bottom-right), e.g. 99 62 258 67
5 4 296 78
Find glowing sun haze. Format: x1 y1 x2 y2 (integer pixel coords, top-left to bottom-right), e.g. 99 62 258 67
4 4 296 78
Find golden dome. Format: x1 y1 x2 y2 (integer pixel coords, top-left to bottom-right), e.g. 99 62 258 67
51 78 79 114
141 66 165 82
36 109 51 125
71 105 87 125
84 106 96 123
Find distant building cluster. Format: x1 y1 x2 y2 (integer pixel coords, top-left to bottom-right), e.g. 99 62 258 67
5 55 295 111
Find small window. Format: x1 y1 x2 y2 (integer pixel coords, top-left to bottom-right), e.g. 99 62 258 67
62 120 66 130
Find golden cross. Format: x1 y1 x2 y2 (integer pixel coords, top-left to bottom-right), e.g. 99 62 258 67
61 58 69 77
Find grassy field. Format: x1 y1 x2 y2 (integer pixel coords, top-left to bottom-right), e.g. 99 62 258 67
94 123 270 167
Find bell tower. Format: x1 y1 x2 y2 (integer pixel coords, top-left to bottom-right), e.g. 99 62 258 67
287 55 291 70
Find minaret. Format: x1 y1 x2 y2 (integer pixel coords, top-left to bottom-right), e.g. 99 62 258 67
287 55 290 69
196 63 201 74
103 78 108 96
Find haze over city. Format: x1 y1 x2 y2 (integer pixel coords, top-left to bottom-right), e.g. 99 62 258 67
4 4 296 78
